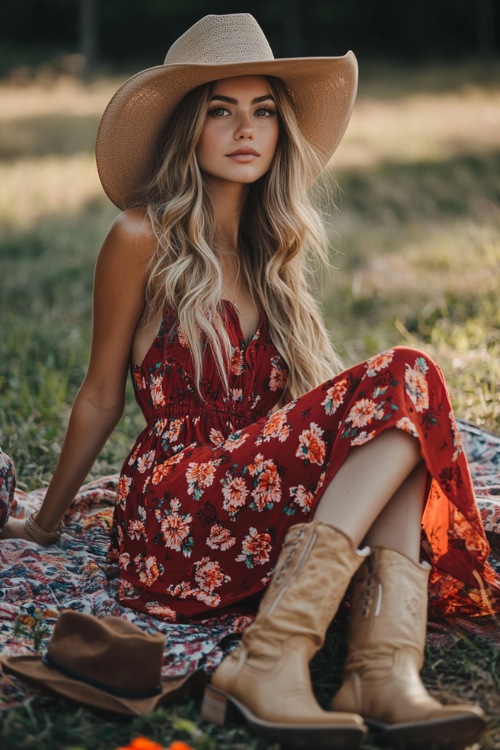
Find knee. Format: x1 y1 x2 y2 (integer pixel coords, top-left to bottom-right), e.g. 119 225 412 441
364 346 443 383
364 346 448 407
391 346 441 376
389 347 449 410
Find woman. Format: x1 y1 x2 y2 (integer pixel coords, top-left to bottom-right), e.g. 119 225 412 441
1 13 497 749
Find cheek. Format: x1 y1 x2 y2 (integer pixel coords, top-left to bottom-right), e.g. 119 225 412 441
195 132 211 166
196 123 221 163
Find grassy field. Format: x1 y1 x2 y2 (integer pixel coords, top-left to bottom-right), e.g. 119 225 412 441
0 60 499 748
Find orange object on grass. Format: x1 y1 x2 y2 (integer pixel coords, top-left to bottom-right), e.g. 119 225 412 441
167 742 195 750
115 737 164 750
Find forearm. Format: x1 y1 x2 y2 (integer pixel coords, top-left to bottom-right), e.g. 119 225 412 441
35 388 125 531
23 211 154 535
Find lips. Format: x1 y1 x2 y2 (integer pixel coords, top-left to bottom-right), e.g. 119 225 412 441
226 148 260 157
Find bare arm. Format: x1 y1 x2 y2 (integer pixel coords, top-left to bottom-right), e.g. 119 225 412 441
3 207 157 538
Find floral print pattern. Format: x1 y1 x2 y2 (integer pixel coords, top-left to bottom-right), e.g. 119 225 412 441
107 306 498 621
0 419 498 711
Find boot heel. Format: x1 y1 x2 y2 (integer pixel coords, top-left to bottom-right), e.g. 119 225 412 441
201 684 231 726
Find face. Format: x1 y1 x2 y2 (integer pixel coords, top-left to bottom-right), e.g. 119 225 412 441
196 76 280 188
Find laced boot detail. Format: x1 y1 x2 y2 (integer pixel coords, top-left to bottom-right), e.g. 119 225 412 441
331 546 486 749
202 520 370 749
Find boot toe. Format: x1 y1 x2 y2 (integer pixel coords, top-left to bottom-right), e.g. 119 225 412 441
202 683 368 750
370 710 487 750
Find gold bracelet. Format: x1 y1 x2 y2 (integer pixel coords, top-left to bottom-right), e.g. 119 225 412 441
24 514 61 546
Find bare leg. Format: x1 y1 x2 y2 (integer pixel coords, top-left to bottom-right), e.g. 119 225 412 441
313 429 424 551
362 462 427 561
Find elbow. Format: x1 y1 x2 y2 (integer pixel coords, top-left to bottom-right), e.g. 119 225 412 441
95 397 126 427
76 384 126 426
104 399 126 428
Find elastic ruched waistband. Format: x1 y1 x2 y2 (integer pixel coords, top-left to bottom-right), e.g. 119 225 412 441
145 403 258 430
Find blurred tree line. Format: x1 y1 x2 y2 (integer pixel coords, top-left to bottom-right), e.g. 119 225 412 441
1 0 498 79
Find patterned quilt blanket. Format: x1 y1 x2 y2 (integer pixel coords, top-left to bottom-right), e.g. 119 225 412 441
0 420 499 711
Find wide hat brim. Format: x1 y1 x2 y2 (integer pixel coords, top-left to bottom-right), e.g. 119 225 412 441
96 54 358 210
2 654 206 716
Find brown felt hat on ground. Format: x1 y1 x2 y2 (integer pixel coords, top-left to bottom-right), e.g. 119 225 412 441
1 610 205 716
96 12 358 209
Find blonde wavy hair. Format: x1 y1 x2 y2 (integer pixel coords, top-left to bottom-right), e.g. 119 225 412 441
144 76 342 400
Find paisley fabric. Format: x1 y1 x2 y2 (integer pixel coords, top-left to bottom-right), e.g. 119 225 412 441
0 425 498 710
106 304 499 620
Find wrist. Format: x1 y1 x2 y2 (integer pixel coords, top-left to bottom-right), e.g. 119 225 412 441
24 513 62 546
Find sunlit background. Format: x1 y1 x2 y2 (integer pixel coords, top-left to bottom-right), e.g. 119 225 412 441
0 6 499 750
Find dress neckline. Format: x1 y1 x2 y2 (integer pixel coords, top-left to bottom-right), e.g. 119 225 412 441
133 300 265 373
222 299 264 348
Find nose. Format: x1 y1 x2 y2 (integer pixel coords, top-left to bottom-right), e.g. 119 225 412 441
234 112 254 140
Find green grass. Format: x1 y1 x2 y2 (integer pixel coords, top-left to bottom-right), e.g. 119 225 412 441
0 635 498 749
0 60 499 748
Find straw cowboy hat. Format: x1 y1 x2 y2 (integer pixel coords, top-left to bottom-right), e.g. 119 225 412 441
96 12 358 209
1 610 205 716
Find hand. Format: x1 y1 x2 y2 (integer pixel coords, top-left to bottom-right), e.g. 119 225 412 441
0 517 36 542
1 514 61 545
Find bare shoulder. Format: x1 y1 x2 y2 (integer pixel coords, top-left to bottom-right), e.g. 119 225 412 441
93 206 158 298
102 206 157 265
112 206 156 242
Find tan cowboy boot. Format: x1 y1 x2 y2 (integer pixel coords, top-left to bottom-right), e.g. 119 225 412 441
202 521 370 749
331 547 486 749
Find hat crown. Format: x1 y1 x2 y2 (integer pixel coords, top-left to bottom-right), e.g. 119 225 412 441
46 611 164 697
164 13 275 66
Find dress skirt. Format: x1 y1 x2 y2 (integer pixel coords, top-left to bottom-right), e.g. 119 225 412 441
109 305 499 621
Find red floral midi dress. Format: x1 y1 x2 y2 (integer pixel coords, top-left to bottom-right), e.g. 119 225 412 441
109 302 499 621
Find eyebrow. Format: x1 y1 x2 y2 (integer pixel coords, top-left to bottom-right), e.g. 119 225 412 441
209 94 275 104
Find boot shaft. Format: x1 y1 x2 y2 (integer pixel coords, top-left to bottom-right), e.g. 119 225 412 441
332 546 486 738
206 520 370 741
347 546 430 659
243 521 370 657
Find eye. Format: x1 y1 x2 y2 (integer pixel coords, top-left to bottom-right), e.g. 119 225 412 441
208 105 231 117
255 107 277 117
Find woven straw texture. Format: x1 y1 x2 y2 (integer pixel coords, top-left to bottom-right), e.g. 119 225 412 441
96 14 358 209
